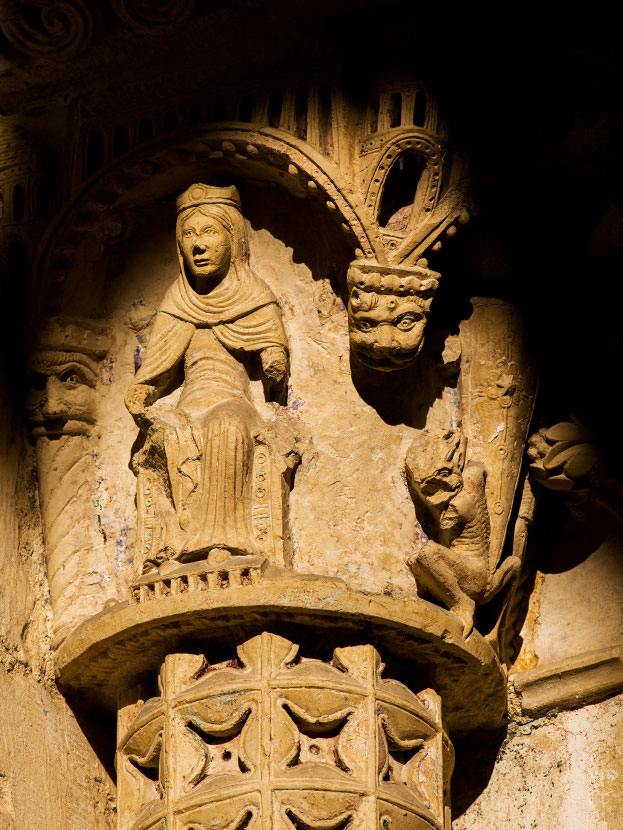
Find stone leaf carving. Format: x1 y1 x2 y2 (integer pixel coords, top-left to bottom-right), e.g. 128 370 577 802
347 259 439 371
528 419 604 493
116 632 452 830
126 183 293 579
26 316 110 643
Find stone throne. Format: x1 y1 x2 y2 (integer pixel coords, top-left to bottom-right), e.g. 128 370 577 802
132 427 298 602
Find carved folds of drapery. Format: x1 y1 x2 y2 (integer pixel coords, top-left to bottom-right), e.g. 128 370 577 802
125 184 295 583
117 632 453 830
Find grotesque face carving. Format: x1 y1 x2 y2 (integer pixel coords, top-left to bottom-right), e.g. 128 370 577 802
405 428 465 510
26 318 109 439
180 208 231 284
347 261 439 371
27 354 98 437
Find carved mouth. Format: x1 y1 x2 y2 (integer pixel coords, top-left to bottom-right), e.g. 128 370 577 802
357 352 413 371
30 419 90 437
31 419 69 436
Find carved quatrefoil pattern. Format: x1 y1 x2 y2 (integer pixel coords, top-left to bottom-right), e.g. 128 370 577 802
117 633 452 830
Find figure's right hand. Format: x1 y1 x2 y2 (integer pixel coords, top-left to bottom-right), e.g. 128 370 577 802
125 383 158 429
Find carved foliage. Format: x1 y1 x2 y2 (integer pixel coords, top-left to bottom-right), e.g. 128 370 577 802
117 633 452 830
528 419 604 494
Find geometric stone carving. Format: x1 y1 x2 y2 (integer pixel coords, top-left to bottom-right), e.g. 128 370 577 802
347 260 439 371
26 316 111 643
126 184 292 579
117 632 453 830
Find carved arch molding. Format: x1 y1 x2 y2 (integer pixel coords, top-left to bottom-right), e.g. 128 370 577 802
35 121 468 315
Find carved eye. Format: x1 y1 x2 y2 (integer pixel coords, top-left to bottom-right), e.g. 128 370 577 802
183 229 194 237
60 371 82 386
394 312 422 331
358 320 376 331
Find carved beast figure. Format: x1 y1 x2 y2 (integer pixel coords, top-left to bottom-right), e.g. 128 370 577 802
405 428 520 637
347 260 439 371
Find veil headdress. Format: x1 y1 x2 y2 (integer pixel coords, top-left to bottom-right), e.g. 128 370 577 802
134 184 287 389
161 183 277 326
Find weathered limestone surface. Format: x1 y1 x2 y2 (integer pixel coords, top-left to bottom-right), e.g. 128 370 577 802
453 694 623 830
0 394 115 828
1 5 622 829
0 669 116 830
69 194 461 604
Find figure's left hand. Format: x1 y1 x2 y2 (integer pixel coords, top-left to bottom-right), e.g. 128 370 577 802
261 346 288 404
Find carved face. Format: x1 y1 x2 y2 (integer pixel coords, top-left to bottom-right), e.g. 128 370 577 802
180 210 231 284
348 290 427 371
27 356 98 437
406 429 464 509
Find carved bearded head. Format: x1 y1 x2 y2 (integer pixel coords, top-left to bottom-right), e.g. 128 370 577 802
347 261 439 371
27 318 110 437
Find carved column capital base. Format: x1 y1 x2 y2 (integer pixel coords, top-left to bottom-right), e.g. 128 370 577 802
57 571 506 735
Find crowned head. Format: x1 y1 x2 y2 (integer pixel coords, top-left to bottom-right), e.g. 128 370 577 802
347 260 439 371
176 184 248 291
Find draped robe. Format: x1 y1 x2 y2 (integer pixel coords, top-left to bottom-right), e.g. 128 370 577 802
131 263 287 562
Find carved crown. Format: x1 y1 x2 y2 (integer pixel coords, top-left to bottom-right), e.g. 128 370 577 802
176 183 241 215
33 316 110 358
347 260 439 297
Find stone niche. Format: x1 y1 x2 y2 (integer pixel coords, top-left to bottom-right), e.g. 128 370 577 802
26 72 539 830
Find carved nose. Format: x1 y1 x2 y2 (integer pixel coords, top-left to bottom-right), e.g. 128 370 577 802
373 326 398 354
42 377 68 418
193 240 207 254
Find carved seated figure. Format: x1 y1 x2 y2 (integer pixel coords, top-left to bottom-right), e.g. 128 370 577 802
405 428 520 637
126 184 290 576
